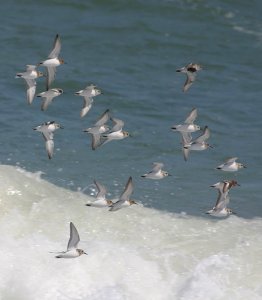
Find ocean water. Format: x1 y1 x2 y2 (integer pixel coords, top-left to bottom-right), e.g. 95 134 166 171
0 0 262 299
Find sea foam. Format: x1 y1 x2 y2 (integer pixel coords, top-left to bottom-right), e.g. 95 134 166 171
0 165 261 300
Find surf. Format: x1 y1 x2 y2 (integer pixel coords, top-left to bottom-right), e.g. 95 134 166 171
0 165 261 300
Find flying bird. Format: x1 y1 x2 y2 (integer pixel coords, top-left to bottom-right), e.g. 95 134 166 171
83 109 110 150
53 222 87 258
86 180 113 207
15 65 44 104
75 84 102 118
183 126 212 160
141 162 171 179
37 88 63 111
38 34 65 89
176 63 202 92
109 177 137 212
171 108 201 133
33 121 63 159
216 157 246 172
206 180 239 217
101 117 129 146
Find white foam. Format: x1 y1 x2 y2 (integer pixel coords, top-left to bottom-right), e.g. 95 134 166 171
0 165 261 300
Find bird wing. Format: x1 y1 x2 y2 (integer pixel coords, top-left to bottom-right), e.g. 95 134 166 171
183 72 196 92
80 97 93 117
25 78 36 105
48 34 61 59
90 133 100 150
26 65 36 71
181 131 192 144
108 199 125 212
214 190 227 210
45 139 54 159
94 109 110 127
94 180 107 200
151 162 164 173
182 147 190 161
119 177 133 201
193 126 210 143
41 96 53 111
67 222 80 251
111 117 124 132
181 132 192 161
83 96 93 108
85 84 96 90
41 129 53 141
225 157 238 164
46 66 56 90
184 108 197 124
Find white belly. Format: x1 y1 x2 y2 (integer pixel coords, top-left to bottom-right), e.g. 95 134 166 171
42 58 60 66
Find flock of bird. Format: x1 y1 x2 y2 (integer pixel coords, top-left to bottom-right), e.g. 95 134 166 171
15 34 246 258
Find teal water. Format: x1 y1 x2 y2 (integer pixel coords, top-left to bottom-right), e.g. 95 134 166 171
1 0 262 217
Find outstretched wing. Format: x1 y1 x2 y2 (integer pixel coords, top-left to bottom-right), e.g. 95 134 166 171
48 34 61 59
94 180 107 200
111 117 124 132
225 157 238 164
193 126 210 143
120 177 133 201
91 133 102 150
184 108 197 124
95 109 110 127
151 162 164 173
41 96 53 111
67 222 80 251
25 78 36 105
183 72 196 92
46 66 56 90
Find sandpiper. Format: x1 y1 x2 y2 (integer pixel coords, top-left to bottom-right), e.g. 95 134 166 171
210 180 240 194
83 109 110 150
86 180 113 207
141 162 170 179
216 157 246 172
101 117 129 146
15 65 44 104
109 177 137 212
54 222 87 258
176 63 202 92
183 126 212 159
75 84 102 118
38 34 65 89
33 121 63 159
171 108 201 133
37 88 63 111
206 180 239 217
